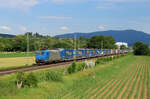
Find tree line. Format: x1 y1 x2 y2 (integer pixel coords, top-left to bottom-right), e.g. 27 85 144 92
0 32 118 52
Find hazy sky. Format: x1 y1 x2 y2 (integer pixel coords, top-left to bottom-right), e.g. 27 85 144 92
0 0 150 36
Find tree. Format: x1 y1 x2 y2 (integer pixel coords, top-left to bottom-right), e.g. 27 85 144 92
0 41 5 51
87 35 116 49
120 45 127 49
43 37 53 49
133 42 149 55
53 39 73 49
79 36 88 48
87 35 105 49
104 36 116 49
12 35 27 51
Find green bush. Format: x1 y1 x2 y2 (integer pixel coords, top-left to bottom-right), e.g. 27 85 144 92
45 71 62 82
113 55 117 59
95 58 105 65
76 62 86 72
23 72 38 88
67 62 76 74
107 57 111 61
95 58 101 65
104 57 109 62
16 71 25 84
121 54 125 57
96 56 115 65
16 71 38 88
116 55 120 58
104 57 108 61
110 56 113 60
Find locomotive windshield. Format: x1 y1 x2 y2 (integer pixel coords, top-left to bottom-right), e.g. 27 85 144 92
36 51 45 55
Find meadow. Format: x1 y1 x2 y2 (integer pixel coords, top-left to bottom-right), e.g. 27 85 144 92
0 54 149 99
0 52 35 70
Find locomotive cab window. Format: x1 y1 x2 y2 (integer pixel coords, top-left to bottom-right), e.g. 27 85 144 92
36 52 41 55
41 52 45 55
36 51 45 55
47 52 49 55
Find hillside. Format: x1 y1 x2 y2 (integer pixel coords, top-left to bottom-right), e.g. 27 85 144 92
55 30 150 46
0 33 15 38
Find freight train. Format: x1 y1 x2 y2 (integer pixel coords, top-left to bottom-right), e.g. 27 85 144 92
35 49 129 64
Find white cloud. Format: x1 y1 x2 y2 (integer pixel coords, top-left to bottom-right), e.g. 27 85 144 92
39 16 72 19
98 26 104 31
0 0 39 10
97 3 115 9
20 26 27 31
60 26 69 31
0 26 11 31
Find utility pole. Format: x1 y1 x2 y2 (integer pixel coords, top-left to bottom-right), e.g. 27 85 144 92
101 40 104 55
26 32 29 65
34 33 37 50
101 40 103 50
74 32 76 61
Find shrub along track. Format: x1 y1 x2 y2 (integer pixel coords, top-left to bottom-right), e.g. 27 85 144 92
62 56 149 99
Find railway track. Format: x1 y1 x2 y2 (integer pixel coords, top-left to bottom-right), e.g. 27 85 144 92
0 56 99 76
0 61 71 76
0 54 126 77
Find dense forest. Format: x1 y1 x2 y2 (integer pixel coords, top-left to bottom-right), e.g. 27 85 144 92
0 32 117 52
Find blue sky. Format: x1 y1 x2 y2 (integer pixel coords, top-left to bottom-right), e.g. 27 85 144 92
0 0 150 36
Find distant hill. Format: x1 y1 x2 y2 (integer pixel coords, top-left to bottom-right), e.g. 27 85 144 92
54 30 150 46
0 33 16 38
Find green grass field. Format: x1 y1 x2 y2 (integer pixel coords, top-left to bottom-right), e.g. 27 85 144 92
0 52 35 70
0 55 149 99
